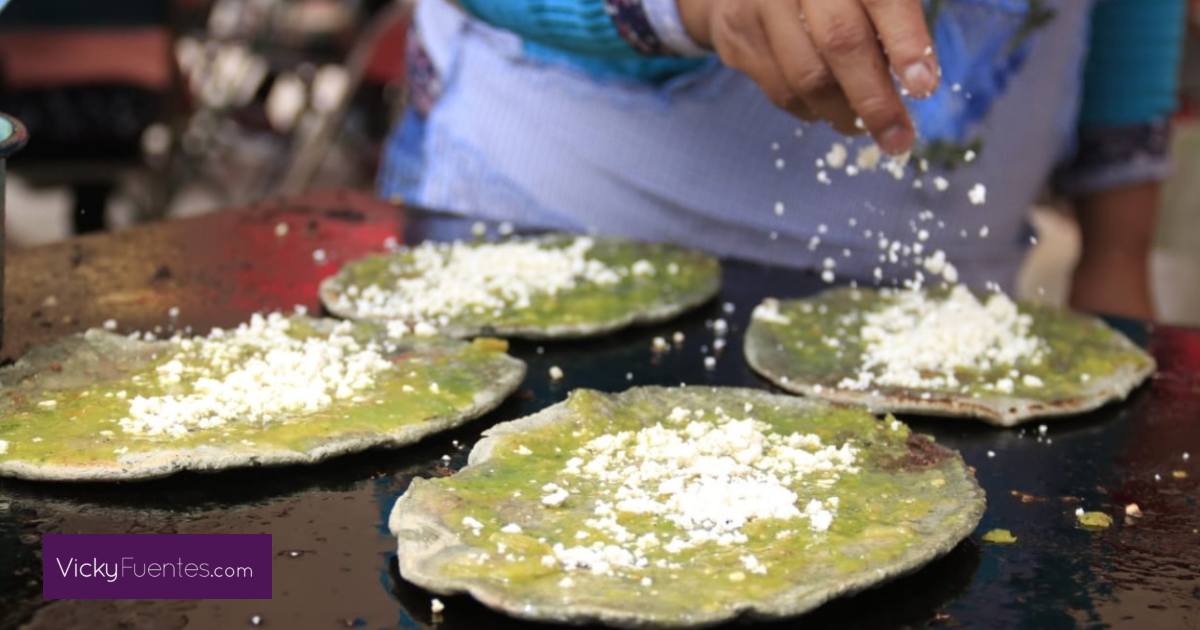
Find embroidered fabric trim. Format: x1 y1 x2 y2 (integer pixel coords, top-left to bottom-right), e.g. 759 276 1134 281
603 0 670 56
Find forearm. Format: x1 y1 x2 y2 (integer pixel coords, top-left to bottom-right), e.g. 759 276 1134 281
1069 182 1160 320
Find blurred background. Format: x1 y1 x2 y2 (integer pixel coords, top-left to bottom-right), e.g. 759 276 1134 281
1 0 1198 325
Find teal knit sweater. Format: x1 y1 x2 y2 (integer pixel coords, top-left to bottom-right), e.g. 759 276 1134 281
458 0 1184 125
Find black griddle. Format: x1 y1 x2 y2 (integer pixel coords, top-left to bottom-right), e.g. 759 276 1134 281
2 192 1197 629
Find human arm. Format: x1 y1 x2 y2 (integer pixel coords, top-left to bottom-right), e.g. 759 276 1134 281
1062 0 1187 320
450 0 937 154
1070 183 1159 320
676 0 938 154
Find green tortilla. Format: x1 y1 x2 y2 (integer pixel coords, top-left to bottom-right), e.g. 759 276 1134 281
744 288 1156 426
320 235 721 339
389 386 984 628
0 317 525 481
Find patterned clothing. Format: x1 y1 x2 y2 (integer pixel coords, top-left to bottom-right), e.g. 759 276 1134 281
380 0 1183 290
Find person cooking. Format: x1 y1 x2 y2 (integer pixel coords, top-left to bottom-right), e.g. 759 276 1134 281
379 0 1186 320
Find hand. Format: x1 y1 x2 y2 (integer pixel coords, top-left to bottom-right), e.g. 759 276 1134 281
677 0 938 155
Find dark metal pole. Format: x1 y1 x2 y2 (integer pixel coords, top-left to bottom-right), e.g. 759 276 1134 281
0 113 29 350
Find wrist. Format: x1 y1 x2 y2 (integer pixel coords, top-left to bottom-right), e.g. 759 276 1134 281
676 0 715 48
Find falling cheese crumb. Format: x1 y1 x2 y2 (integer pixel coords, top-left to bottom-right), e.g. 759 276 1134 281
968 184 987 205
825 142 848 169
430 598 445 614
856 145 882 171
549 366 565 381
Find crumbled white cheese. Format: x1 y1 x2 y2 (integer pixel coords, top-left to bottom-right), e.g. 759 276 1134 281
103 319 118 331
773 202 785 216
274 222 289 237
933 177 949 191
968 184 987 205
1022 374 1044 388
856 145 882 171
703 356 717 370
549 366 565 381
117 314 392 438
312 249 327 263
515 445 533 456
545 406 858 579
462 516 484 533
330 237 622 327
652 337 670 352
631 259 656 276
430 598 445 614
541 483 570 506
0 439 8 455
752 299 791 325
825 142 848 169
501 523 523 534
740 554 768 575
836 286 1045 392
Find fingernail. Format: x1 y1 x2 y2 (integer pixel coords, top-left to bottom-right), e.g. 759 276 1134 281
878 124 914 155
902 59 938 98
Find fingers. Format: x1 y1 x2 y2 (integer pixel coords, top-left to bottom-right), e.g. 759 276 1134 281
800 0 914 154
861 0 939 97
708 1 816 121
758 3 858 133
